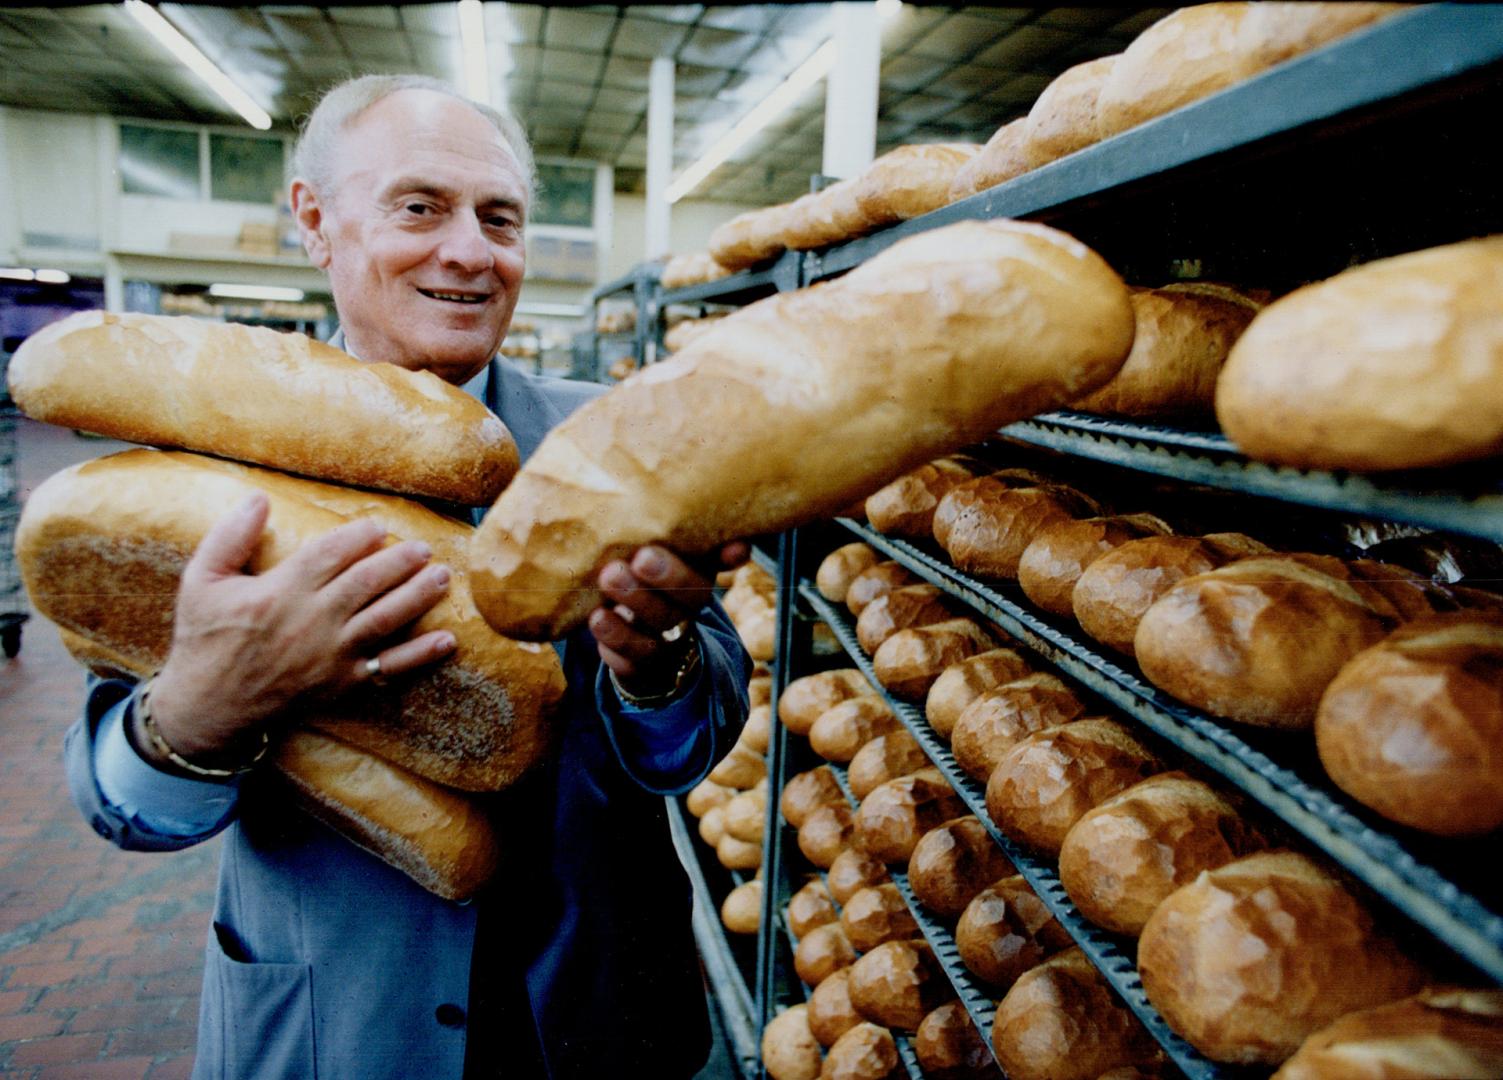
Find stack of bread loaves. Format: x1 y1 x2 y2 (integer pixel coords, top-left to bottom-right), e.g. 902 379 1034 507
9 312 565 900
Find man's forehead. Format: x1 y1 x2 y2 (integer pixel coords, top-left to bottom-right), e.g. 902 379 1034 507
334 90 526 196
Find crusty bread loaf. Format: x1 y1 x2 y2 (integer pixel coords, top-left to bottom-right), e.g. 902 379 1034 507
274 728 501 901
661 251 734 289
849 940 955 1032
8 311 517 504
948 119 1037 203
985 718 1162 854
725 787 768 843
1138 850 1427 1065
663 313 731 354
992 947 1165 1080
932 470 1053 552
1019 514 1175 617
471 220 1135 639
742 703 773 755
781 180 864 252
709 743 767 788
848 732 930 801
1134 554 1440 729
855 769 967 864
822 1022 902 1080
914 1000 996 1080
763 1004 824 1080
874 619 997 701
1073 285 1261 422
1273 986 1503 1080
925 648 1034 740
857 585 955 655
1059 772 1266 936
781 669 875 735
783 766 848 828
722 879 763 934
1315 612 1503 835
811 696 901 764
956 875 1072 988
908 816 1017 920
818 543 882 604
687 778 734 818
1217 236 1503 470
847 562 920 616
749 671 774 708
1024 55 1118 166
951 675 1088 783
1095 4 1406 142
865 458 987 541
796 923 859 987
800 802 858 869
841 883 921 953
809 968 864 1049
1071 532 1272 656
18 449 564 792
853 144 981 228
709 203 791 271
945 484 1105 581
789 876 840 939
828 847 891 906
717 831 762 871
699 805 727 847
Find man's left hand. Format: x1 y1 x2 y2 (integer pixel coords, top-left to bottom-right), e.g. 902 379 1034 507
591 541 751 698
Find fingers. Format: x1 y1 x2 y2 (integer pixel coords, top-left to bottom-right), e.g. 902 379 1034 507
325 540 434 617
355 630 457 686
588 606 662 672
343 561 453 646
598 559 683 633
276 518 389 590
718 540 752 570
601 546 714 632
187 495 269 582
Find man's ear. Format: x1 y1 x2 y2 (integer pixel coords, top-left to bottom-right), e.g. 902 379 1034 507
290 179 332 270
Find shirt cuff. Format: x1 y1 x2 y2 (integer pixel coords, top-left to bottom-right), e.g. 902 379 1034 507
596 648 713 793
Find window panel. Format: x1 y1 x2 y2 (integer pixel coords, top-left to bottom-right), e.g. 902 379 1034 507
119 123 200 199
210 133 285 204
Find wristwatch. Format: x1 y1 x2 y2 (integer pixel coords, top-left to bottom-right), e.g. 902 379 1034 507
611 622 703 707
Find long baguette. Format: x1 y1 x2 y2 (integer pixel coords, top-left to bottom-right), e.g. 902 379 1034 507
471 219 1135 639
18 448 565 791
7 312 518 504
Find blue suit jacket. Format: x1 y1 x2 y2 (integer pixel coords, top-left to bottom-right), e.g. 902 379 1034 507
64 359 752 1079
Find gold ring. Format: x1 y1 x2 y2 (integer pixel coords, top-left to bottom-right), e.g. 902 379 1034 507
364 656 387 686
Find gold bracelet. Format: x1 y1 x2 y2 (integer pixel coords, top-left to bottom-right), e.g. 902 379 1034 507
611 625 703 708
135 677 270 780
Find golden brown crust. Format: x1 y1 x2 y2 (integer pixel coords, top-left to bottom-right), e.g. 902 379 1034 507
874 619 997 701
855 769 968 863
717 831 763 871
709 743 768 789
710 204 792 271
800 802 858 869
822 1022 902 1080
1024 55 1119 165
818 543 882 604
796 923 859 987
849 731 931 801
866 459 986 541
908 816 1017 920
687 778 734 818
914 1000 998 1080
809 968 864 1049
848 562 921 616
8 311 517 503
1019 514 1175 617
854 144 982 227
783 766 849 829
781 670 875 735
1138 851 1427 1065
951 675 1088 783
722 879 763 934
790 877 841 939
925 649 1035 740
841 883 921 953
956 875 1073 988
945 485 1105 581
932 471 1056 552
660 251 734 290
811 696 902 764
948 119 1038 203
828 848 891 906
763 1004 824 1080
849 940 955 1032
857 585 956 655
725 787 769 843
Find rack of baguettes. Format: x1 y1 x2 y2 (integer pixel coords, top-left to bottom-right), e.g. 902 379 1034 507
659 7 1503 1078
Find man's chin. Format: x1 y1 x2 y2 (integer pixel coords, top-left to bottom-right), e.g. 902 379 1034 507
404 329 502 385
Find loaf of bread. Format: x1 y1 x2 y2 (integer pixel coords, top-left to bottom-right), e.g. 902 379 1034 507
874 619 997 701
663 313 732 355
818 543 882 604
709 204 790 271
854 143 981 228
855 769 968 863
951 674 1088 783
18 449 564 792
722 879 763 934
1071 532 1272 655
908 816 1017 920
789 876 840 939
1024 55 1118 165
1315 612 1503 836
948 119 1036 203
986 718 1162 854
932 470 1053 552
807 968 862 1048
857 586 955 655
1139 850 1427 1065
1095 4 1406 142
811 696 901 764
781 669 875 735
849 940 955 1031
1072 285 1261 422
925 649 1034 739
783 766 848 828
823 1022 901 1080
749 669 773 706
944 484 1105 581
849 732 930 801
800 802 858 869
763 1004 824 1080
1217 235 1503 470
781 181 863 252
709 743 767 789
717 831 762 871
1018 514 1175 617
8 312 518 504
699 805 727 847
741 703 773 756
660 251 734 289
725 787 768 843
956 875 1072 988
471 220 1136 639
841 883 921 953
847 562 920 616
992 947 1165 1080
1135 554 1441 729
274 729 501 901
915 1001 998 1080
796 923 859 987
828 848 891 906
687 778 733 818
1059 772 1266 936
1273 986 1503 1080
865 458 987 541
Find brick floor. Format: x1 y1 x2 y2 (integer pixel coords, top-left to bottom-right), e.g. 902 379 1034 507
1 418 217 1079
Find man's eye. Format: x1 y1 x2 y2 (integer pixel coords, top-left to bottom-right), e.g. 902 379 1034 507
404 203 431 215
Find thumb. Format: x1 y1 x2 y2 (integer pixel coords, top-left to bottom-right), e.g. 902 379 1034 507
187 494 270 581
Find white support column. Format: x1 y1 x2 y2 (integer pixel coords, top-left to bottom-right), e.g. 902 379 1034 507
645 56 675 259
822 2 882 180
0 107 17 262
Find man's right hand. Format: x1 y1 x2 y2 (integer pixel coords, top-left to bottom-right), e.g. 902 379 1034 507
145 494 457 762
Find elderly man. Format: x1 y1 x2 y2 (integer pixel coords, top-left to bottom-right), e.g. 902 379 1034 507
65 74 752 1080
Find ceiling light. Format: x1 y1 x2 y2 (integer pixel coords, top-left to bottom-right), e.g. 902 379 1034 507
125 1 272 130
34 269 71 284
208 284 304 302
457 0 491 106
0 268 36 282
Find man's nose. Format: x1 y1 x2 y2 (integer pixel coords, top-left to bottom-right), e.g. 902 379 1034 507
437 214 493 274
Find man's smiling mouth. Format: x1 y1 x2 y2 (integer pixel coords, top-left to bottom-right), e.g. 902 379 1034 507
418 288 490 304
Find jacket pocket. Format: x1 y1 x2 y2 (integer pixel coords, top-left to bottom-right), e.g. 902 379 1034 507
197 922 316 1080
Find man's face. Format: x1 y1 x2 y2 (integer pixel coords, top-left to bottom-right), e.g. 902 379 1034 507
305 90 528 385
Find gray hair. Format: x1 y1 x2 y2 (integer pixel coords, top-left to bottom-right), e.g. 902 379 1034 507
290 74 535 212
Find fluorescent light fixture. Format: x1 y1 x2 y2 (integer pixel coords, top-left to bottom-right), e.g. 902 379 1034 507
0 268 35 282
208 283 305 302
34 269 71 284
457 0 491 106
514 301 585 317
125 1 272 130
875 0 903 19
